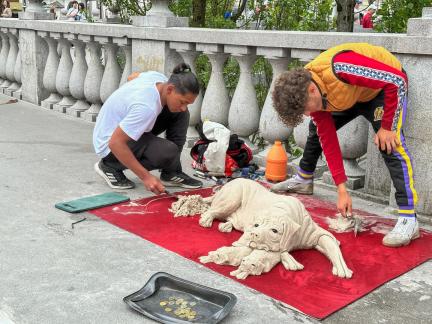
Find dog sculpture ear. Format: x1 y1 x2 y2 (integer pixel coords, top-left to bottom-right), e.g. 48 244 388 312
279 218 301 252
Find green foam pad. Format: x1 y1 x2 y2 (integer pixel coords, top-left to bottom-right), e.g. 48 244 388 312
55 192 130 213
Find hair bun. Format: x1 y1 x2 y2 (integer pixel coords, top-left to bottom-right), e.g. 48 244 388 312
173 63 192 74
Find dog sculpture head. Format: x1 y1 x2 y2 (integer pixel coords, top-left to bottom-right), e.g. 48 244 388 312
245 206 301 252
237 255 265 276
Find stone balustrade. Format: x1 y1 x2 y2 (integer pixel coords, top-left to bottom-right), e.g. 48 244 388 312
0 28 22 98
0 9 431 221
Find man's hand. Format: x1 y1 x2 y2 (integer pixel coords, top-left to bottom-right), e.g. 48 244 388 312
337 183 352 217
141 173 165 195
374 127 400 155
109 127 165 195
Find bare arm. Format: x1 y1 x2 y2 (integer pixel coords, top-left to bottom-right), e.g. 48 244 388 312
109 126 165 194
66 8 78 17
1 8 12 17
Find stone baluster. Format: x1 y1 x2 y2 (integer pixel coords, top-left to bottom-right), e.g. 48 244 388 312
115 38 132 87
65 33 89 117
258 49 291 142
291 49 328 176
0 29 11 91
81 35 104 122
4 29 19 96
226 45 260 143
170 41 202 146
292 116 323 175
12 37 22 99
364 126 391 199
53 35 76 113
97 36 121 103
196 44 229 126
0 34 3 85
321 117 369 189
255 48 292 164
39 32 62 109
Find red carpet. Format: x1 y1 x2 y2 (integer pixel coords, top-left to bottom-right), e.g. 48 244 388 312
90 188 432 319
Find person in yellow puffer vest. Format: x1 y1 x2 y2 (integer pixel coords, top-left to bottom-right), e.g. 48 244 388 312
271 43 419 248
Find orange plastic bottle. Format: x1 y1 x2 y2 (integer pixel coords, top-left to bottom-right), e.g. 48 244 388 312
265 140 288 182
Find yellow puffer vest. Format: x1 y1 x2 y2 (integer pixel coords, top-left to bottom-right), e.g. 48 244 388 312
305 43 402 111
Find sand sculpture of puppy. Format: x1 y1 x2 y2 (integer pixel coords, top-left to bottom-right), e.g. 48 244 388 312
199 178 353 279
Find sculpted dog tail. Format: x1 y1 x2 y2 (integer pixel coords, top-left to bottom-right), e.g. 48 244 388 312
202 184 225 204
202 195 215 204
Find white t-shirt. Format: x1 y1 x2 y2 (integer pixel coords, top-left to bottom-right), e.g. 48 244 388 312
93 71 168 158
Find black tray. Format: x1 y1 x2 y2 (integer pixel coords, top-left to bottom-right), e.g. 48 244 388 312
123 272 237 324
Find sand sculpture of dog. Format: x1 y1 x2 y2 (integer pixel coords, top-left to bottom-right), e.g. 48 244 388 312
199 178 353 279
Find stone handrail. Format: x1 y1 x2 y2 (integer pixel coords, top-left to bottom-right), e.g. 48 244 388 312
0 19 431 53
0 9 431 220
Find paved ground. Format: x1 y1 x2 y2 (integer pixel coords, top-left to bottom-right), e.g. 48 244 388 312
0 94 431 324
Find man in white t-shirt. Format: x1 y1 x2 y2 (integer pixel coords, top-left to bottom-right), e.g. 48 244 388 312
93 64 202 194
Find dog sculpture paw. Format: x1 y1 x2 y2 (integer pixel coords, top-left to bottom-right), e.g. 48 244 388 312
199 246 253 266
199 251 228 264
332 265 353 278
230 268 251 280
199 212 214 228
199 255 216 264
218 221 233 232
281 252 304 271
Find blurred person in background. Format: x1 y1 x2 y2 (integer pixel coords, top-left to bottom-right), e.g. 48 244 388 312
362 3 377 29
1 0 12 18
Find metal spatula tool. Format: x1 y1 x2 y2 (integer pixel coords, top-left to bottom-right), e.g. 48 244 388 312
164 190 179 200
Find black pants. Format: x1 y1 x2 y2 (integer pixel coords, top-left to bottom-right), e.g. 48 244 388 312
103 106 190 176
300 92 417 210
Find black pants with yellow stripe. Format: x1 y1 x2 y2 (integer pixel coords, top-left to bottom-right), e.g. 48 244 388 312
300 91 417 214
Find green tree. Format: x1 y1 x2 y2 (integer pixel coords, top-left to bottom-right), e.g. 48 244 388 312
170 0 237 28
230 0 248 22
191 0 206 27
251 0 333 31
375 0 432 33
335 0 356 32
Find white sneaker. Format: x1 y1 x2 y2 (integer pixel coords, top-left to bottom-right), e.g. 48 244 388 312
270 175 313 195
382 217 420 247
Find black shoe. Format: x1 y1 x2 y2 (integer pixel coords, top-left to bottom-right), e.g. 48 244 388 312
160 171 203 189
94 160 135 190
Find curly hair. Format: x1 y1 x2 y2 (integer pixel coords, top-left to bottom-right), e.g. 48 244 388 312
272 68 312 127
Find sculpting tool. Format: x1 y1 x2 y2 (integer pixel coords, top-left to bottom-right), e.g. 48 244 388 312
71 217 87 229
346 213 361 237
353 217 362 237
164 190 179 200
